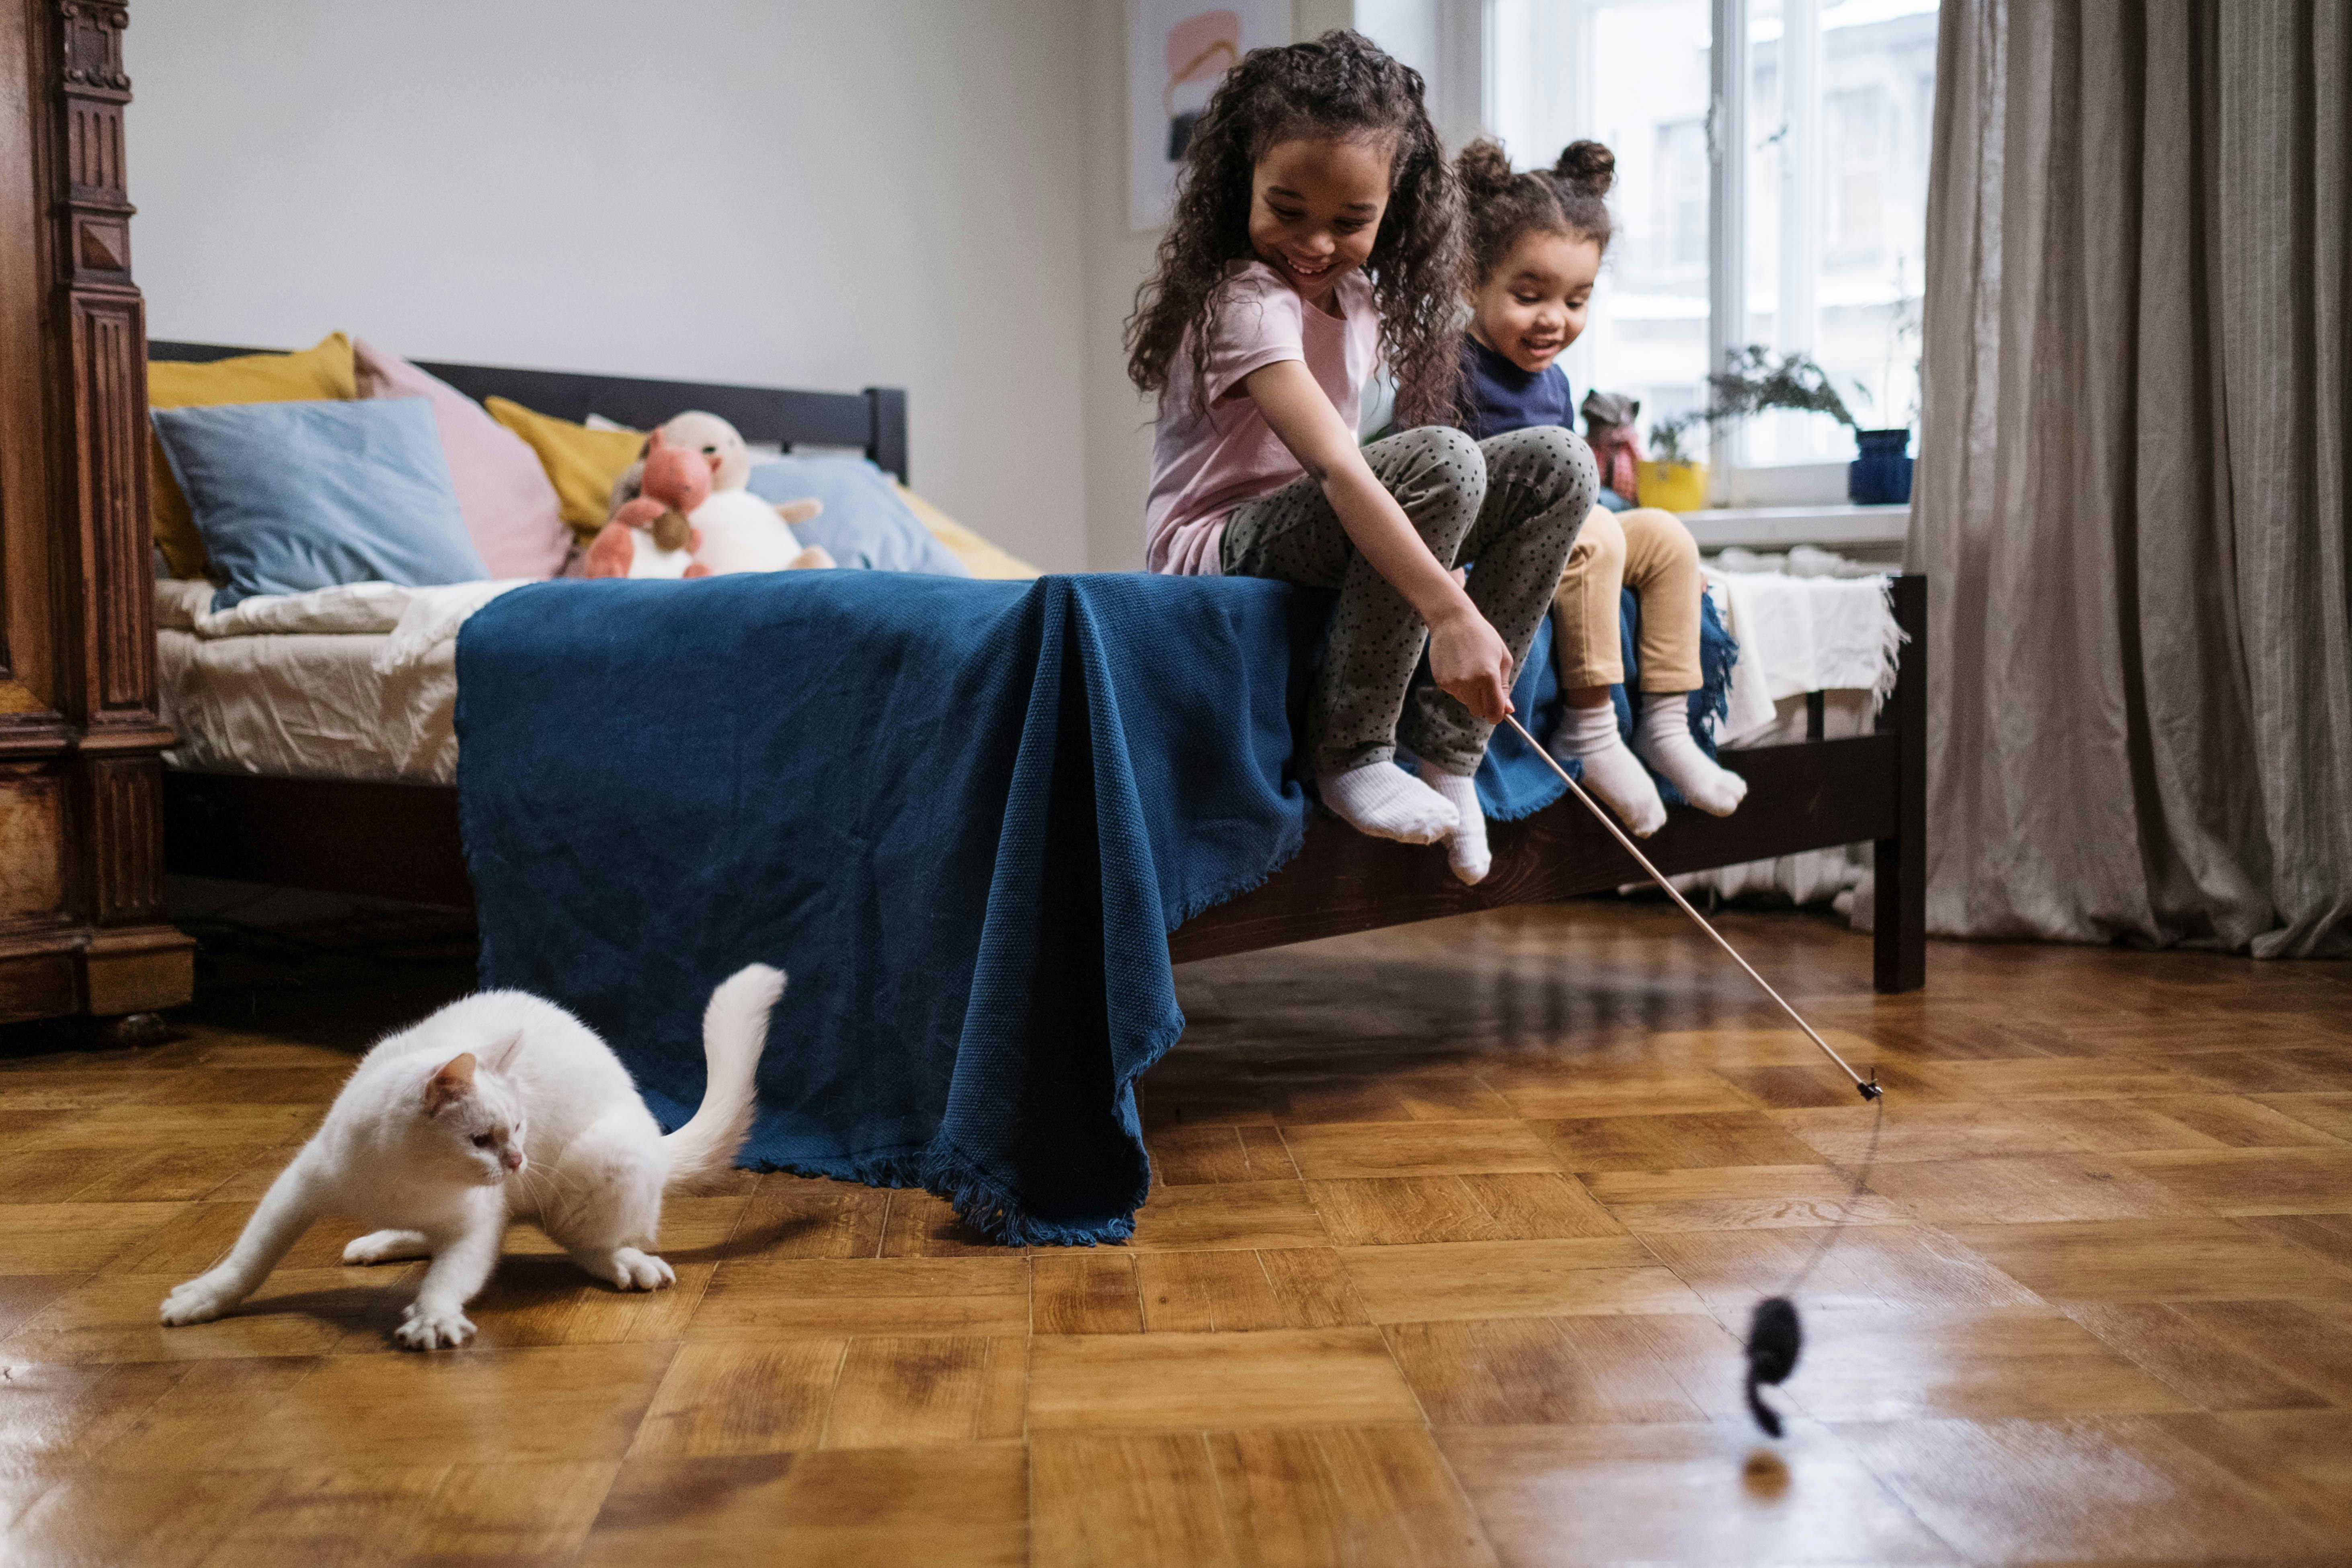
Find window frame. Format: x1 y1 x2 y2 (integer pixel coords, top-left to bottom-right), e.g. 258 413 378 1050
1482 0 1902 511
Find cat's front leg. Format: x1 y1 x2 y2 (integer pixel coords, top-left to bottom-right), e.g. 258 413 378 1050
393 1198 502 1351
160 1152 326 1326
342 1228 431 1266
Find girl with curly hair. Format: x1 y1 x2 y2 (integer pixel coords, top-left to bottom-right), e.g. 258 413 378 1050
1453 137 1746 835
1128 31 1594 885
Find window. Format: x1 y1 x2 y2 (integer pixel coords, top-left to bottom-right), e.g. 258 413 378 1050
1486 0 1937 501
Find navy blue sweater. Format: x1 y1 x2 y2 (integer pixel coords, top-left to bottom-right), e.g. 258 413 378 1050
1460 335 1573 441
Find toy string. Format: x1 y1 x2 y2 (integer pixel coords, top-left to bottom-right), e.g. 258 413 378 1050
1500 714 1882 1102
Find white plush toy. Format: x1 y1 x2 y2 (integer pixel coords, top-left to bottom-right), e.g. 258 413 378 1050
588 410 833 580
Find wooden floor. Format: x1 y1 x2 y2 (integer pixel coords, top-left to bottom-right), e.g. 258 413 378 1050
4 901 2352 1566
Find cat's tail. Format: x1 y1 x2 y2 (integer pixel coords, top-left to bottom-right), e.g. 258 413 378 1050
663 963 785 1189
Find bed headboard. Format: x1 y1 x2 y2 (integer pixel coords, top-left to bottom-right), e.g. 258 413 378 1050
146 342 911 484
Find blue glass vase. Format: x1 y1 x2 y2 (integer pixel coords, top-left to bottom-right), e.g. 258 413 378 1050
1848 427 1913 505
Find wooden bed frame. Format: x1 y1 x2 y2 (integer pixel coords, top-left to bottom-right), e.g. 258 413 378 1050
161 610 1927 991
150 334 1930 993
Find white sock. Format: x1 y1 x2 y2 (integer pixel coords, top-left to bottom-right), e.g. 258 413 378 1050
1318 760 1459 845
1633 694 1748 816
1418 764 1489 885
1551 702 1665 837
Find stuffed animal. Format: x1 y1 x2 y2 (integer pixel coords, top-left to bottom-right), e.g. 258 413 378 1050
587 411 833 579
585 430 708 579
1580 390 1645 507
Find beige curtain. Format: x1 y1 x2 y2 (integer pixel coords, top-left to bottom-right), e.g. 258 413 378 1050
1912 0 2351 956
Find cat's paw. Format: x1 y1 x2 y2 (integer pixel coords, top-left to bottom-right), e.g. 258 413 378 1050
394 1301 476 1351
159 1271 244 1326
343 1229 431 1266
607 1248 676 1292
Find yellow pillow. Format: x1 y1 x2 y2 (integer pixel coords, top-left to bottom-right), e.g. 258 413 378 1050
147 332 357 578
486 398 645 538
894 484 1038 579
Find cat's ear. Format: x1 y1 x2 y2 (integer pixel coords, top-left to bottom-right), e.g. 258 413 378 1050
423 1053 477 1116
482 1032 526 1074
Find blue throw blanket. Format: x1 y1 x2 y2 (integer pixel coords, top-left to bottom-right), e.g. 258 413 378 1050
456 572 1730 1244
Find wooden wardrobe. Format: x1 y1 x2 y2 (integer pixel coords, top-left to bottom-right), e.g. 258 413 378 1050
0 0 189 1036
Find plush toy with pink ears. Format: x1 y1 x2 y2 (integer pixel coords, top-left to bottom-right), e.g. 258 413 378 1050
585 412 833 579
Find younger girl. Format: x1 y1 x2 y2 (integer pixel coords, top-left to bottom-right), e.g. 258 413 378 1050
1129 31 1596 885
1454 138 1747 836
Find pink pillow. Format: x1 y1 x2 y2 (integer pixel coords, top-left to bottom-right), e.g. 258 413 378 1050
353 339 570 579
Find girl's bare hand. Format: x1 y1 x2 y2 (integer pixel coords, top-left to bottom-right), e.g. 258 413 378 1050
1428 608 1515 724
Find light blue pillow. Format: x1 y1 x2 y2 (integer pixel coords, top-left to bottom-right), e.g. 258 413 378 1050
151 398 488 611
745 455 971 576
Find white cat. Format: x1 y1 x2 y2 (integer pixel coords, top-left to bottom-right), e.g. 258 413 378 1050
160 964 784 1350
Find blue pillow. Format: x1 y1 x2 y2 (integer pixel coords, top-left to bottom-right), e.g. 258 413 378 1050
151 398 489 611
745 455 971 576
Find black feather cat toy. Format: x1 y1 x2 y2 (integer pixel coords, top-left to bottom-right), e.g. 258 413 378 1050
1742 1297 1803 1438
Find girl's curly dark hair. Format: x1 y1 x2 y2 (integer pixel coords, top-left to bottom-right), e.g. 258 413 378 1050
1456 137 1616 282
1124 30 1467 427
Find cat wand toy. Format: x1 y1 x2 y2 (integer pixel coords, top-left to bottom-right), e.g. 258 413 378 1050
1500 712 1885 1437
1501 712 1880 1101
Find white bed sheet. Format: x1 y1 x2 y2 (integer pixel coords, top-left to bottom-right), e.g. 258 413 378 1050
154 578 523 785
159 626 459 784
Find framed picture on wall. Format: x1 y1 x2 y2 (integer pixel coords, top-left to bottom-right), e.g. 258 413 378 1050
1128 0 1291 231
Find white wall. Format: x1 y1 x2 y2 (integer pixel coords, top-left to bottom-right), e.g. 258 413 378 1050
1078 2 1163 571
126 0 1091 571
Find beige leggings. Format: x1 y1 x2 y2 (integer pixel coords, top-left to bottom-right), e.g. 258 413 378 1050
1552 505 1704 693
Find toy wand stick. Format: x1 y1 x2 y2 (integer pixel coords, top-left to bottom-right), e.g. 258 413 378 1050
1500 713 1882 1100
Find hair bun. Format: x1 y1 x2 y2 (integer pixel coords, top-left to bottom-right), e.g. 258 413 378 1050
1455 138 1516 201
1554 140 1615 196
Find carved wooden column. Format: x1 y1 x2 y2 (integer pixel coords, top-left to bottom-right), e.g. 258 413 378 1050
0 0 191 1034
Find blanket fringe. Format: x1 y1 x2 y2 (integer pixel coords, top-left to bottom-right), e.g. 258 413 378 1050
745 1140 1141 1247
918 1140 1138 1247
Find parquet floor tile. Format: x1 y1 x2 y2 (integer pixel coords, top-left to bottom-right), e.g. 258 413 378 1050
1945 1219 2352 1303
1383 1313 1746 1425
1438 1420 1962 1566
2116 1146 2352 1215
1337 1237 1699 1322
1832 1416 2342 1564
1135 1247 1369 1332
1578 1163 1909 1232
1781 1305 2197 1421
1122 1178 1330 1251
686 1256 1030 1339
579 1443 1028 1567
1635 1223 2048 1315
1028 1327 1422 1431
1279 1120 1560 1178
7 899 2350 1564
1305 1173 1625 1246
1869 1153 2215 1224
1535 1109 1828 1172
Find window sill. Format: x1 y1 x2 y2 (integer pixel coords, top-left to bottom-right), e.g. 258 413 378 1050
1677 504 1909 551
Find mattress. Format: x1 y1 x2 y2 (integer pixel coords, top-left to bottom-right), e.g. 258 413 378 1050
155 578 517 785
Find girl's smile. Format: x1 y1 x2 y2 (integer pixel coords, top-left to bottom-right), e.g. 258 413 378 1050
1248 135 1394 306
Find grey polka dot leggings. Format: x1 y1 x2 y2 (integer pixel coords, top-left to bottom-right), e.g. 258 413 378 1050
1219 424 1597 777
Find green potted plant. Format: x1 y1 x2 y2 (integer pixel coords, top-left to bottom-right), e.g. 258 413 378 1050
1636 348 1860 512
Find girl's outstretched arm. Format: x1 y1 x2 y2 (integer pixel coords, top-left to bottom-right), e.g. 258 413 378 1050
1242 360 1515 722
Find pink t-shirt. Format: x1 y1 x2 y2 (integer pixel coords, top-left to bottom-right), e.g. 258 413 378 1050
1145 261 1381 575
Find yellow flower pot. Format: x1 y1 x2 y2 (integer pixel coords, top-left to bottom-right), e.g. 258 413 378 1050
1636 460 1709 513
